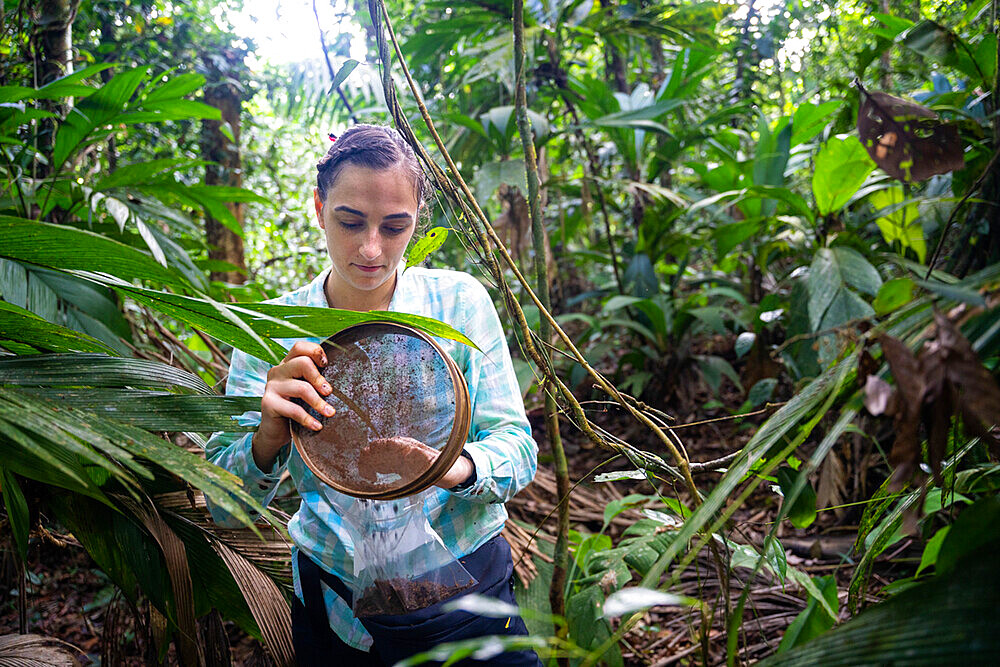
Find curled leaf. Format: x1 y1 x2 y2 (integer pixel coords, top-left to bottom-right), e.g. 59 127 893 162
856 84 964 183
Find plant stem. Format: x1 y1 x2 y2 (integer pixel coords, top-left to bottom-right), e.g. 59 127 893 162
513 0 571 639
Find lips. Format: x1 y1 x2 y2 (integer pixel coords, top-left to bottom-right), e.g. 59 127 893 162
354 264 382 273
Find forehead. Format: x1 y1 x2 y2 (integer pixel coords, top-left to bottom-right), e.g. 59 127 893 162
325 164 419 212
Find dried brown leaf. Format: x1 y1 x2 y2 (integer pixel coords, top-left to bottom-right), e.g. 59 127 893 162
209 538 295 667
118 496 203 667
857 88 964 182
0 634 82 667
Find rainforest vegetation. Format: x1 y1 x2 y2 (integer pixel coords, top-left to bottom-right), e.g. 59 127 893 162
1 0 999 664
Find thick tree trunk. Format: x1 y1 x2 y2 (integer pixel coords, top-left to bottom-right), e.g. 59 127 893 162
32 0 76 182
35 0 75 86
201 52 247 285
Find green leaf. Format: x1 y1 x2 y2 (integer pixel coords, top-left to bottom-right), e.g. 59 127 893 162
761 537 1000 665
832 247 882 296
735 332 756 358
812 136 877 215
53 67 150 169
18 388 260 432
474 159 526 203
915 525 950 576
713 219 761 257
0 467 30 560
0 301 117 354
0 216 187 288
936 496 1000 575
144 72 206 103
328 59 360 93
873 278 915 315
776 466 818 529
870 187 926 262
0 354 213 394
777 575 838 652
748 378 778 408
405 227 450 268
567 586 622 666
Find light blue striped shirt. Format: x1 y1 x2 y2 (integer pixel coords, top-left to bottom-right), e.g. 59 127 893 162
205 263 537 650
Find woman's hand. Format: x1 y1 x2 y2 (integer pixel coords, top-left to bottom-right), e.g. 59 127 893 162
359 437 474 489
252 342 335 472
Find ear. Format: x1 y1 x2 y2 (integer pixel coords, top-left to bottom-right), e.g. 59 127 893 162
313 188 325 229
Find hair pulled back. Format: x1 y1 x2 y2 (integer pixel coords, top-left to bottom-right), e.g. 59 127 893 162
316 124 431 212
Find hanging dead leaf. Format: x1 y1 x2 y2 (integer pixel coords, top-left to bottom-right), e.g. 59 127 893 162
856 82 964 183
867 311 1000 489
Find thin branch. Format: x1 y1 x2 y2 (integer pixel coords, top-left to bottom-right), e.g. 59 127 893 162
925 144 1000 278
312 0 359 124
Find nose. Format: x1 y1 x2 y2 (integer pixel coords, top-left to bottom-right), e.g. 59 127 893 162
359 229 380 261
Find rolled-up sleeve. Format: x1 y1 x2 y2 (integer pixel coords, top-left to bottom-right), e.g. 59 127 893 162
205 349 289 527
449 280 537 504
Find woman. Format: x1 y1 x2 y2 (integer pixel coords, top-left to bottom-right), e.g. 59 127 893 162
206 124 541 665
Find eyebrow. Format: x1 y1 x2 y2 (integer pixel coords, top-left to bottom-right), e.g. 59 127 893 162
333 205 413 222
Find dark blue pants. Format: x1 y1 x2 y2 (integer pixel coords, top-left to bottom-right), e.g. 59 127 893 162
293 534 542 666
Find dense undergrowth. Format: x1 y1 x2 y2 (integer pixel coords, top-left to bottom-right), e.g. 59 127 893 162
1 0 999 664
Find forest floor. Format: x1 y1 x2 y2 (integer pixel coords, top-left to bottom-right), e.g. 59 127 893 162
0 362 918 665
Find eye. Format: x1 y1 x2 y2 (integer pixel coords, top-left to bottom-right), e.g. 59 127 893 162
338 221 363 231
382 226 408 236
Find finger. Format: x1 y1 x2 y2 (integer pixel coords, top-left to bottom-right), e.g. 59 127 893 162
281 341 327 367
287 356 333 397
261 392 324 431
268 379 336 419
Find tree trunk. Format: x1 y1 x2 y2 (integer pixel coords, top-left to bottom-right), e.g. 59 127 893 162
201 52 247 285
599 0 629 93
35 0 75 86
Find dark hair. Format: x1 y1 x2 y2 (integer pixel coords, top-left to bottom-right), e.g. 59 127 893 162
316 124 431 212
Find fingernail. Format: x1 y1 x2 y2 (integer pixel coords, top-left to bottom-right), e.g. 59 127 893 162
320 356 328 365
322 383 331 394
323 405 335 416
310 419 322 430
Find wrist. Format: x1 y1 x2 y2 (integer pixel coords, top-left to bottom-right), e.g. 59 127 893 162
440 450 476 491
251 430 284 474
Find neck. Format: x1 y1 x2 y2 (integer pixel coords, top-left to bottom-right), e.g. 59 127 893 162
324 270 397 311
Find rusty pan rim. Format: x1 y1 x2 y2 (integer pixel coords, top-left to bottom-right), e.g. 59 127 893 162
291 320 471 500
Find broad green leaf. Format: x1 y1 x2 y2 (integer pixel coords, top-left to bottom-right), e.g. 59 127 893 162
832 247 882 296
762 539 1000 665
18 388 260 432
936 496 1000 575
53 67 150 169
873 278 915 315
776 466 818 529
776 575 838 652
0 301 117 354
915 525 950 576
748 378 778 408
0 467 30 560
95 158 207 190
405 227 450 268
812 136 877 215
0 354 213 394
475 159 526 203
0 216 187 287
807 249 841 330
870 187 926 262
143 72 207 103
328 59 360 92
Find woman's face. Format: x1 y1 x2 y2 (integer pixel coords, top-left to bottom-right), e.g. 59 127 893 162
314 164 418 307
